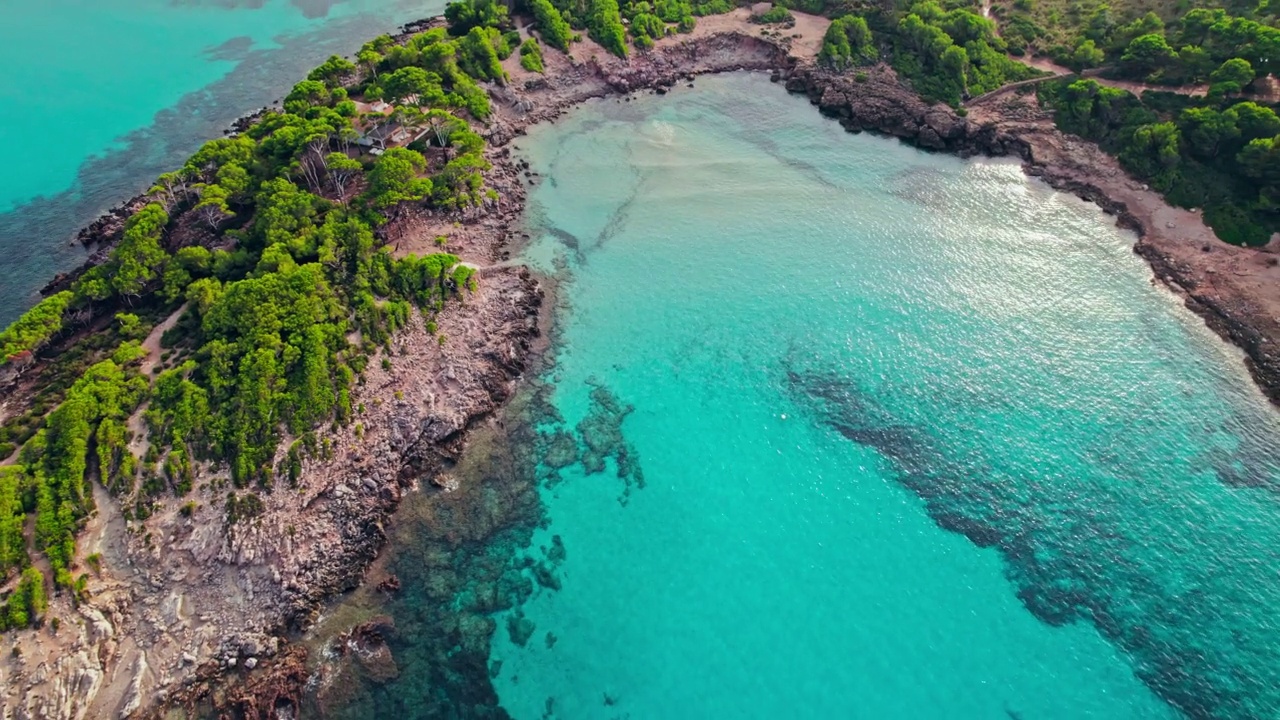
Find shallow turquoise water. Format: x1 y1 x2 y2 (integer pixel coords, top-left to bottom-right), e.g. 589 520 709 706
483 74 1280 719
0 0 436 323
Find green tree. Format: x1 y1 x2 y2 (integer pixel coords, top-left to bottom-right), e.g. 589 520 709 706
820 15 877 69
307 55 357 86
1208 58 1254 97
381 66 447 106
588 0 628 58
193 184 233 230
6 568 46 627
1069 38 1104 70
531 0 574 51
0 467 27 578
630 13 666 49
0 291 74 364
1177 8 1226 46
520 37 546 73
149 170 192 211
185 136 254 181
1178 107 1239 159
445 0 509 35
457 26 510 83
1121 34 1176 78
162 246 212 302
110 204 170 300
1238 135 1280 206
1113 11 1164 52
1232 103 1280 144
940 44 970 94
365 148 433 213
284 79 332 114
325 152 363 204
1120 122 1182 189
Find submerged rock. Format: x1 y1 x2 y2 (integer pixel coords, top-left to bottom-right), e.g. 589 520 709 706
506 613 536 647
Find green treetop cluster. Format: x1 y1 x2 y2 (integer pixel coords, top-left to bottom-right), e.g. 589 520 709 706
819 15 877 68
891 3 1042 104
988 0 1278 86
520 37 547 73
0 567 47 631
451 0 699 60
0 292 74 368
808 1 1042 105
531 0 576 51
1040 78 1280 245
1008 0 1280 245
0 19 501 609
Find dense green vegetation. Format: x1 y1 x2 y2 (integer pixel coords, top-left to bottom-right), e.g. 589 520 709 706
1041 78 1280 244
445 0 510 35
988 0 1280 245
512 0 698 58
1 568 47 631
792 0 1279 244
994 0 1279 245
0 468 26 580
809 1 1043 104
530 0 577 51
896 4 1043 103
520 37 547 72
0 20 499 608
0 292 74 370
819 15 878 68
990 0 1279 79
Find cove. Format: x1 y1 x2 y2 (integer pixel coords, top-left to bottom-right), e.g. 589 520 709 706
326 72 1280 718
0 0 434 324
501 72 1280 718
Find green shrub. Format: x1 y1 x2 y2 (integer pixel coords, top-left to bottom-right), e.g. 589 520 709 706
520 37 546 72
751 5 793 23
531 0 574 51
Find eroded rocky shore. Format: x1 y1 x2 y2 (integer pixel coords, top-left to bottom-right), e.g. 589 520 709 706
6 10 1280 720
778 61 1280 405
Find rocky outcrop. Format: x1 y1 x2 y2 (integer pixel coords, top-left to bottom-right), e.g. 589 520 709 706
778 60 1280 408
1134 241 1280 405
781 64 1029 158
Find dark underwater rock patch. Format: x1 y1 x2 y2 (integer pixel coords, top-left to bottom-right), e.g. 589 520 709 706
782 360 1275 720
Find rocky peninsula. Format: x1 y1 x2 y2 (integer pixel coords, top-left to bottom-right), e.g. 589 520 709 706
3 7 1280 720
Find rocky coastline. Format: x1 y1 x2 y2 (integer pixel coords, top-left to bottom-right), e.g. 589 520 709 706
7 10 1280 720
780 58 1280 407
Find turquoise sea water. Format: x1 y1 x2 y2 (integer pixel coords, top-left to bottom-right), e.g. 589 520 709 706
0 0 436 323
331 73 1280 719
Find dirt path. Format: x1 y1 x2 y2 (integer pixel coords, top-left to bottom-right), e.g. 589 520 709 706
967 56 1209 106
1022 56 1209 96
127 304 186 459
139 304 185 377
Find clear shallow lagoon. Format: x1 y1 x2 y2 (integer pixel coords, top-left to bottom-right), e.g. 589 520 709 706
338 74 1280 719
0 0 435 323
